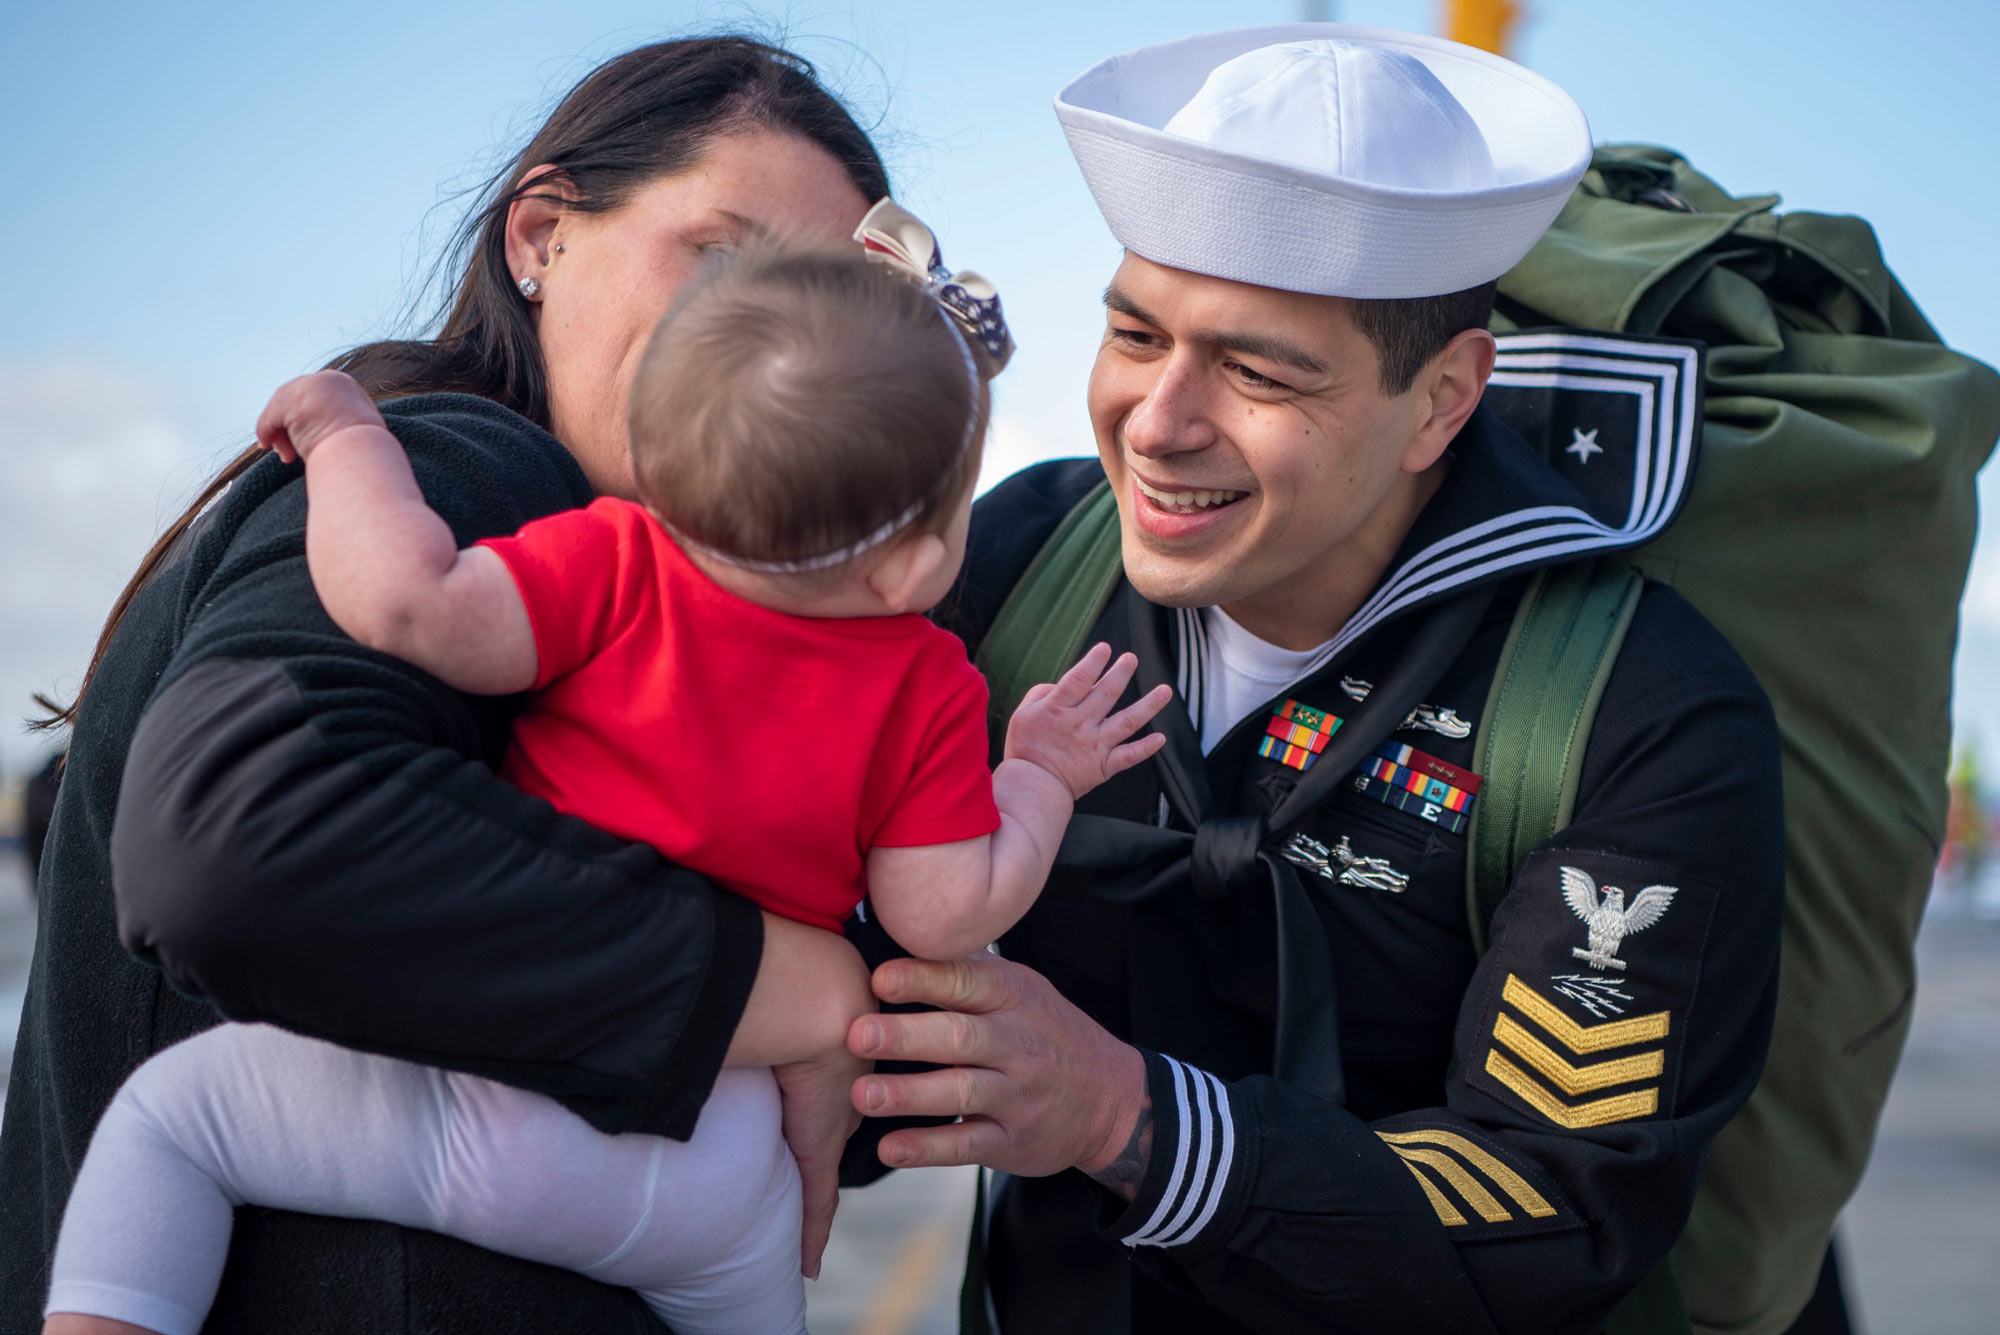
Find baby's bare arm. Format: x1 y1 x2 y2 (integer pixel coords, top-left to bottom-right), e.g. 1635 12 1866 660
256 372 536 695
869 646 1171 959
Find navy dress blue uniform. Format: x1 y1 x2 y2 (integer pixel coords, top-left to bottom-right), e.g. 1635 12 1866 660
918 400 1784 1335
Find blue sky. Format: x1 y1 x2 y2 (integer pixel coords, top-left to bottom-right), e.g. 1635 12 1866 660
4 0 1998 769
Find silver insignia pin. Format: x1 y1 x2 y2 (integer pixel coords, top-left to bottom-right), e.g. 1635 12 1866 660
1402 703 1472 740
1561 866 1676 971
1338 677 1472 740
1282 832 1410 893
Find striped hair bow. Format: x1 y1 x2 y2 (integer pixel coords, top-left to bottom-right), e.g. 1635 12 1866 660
854 198 1015 371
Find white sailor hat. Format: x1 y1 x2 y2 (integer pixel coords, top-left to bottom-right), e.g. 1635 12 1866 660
1055 25 1591 299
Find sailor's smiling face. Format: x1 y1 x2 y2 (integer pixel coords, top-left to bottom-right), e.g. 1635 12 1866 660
1087 252 1488 648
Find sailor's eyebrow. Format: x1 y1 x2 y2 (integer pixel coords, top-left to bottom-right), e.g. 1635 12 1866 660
1103 284 1329 378
1103 285 1159 326
1196 328 1330 377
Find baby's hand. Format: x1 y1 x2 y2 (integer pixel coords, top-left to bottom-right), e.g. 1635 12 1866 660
254 370 386 463
1003 642 1173 800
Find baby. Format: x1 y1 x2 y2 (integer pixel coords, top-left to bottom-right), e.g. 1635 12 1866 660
44 203 1168 1335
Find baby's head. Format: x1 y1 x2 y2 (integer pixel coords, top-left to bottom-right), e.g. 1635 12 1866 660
628 241 995 613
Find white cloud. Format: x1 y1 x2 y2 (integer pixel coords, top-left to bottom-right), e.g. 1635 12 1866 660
0 361 211 772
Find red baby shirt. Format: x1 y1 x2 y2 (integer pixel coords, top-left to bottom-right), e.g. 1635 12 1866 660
479 497 1000 931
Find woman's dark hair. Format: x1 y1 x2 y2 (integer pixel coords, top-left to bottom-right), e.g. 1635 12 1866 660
36 35 888 730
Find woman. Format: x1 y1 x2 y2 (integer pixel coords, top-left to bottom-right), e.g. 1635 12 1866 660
4 37 885 1335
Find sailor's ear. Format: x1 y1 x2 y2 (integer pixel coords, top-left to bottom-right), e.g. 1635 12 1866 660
1402 327 1496 474
867 531 950 614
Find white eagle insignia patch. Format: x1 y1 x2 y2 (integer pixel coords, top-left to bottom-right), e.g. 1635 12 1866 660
1561 866 1676 972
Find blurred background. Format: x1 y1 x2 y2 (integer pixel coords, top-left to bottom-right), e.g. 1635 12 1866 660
3 1 1996 1331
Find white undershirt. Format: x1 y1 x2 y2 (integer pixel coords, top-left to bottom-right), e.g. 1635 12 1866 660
1188 606 1338 754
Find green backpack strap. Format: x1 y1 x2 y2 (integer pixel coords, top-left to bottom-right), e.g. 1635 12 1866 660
972 480 1123 760
1466 557 1645 951
1468 558 1687 1335
961 480 1122 1334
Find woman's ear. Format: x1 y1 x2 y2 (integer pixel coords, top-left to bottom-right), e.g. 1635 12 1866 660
503 165 577 298
866 532 950 614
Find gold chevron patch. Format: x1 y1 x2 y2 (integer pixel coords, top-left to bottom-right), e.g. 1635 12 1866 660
1483 975 1669 1130
1485 1052 1662 1129
1500 975 1669 1052
1493 1014 1666 1095
1377 1128 1561 1227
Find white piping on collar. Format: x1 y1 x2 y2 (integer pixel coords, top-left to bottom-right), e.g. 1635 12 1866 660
1175 606 1208 728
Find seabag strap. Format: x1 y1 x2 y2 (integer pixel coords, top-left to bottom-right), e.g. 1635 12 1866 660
1466 558 1644 950
1466 557 1684 1335
972 480 1123 760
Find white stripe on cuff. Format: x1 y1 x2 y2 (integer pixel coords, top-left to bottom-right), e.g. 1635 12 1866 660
1122 1059 1195 1245
1122 1058 1238 1249
1159 1070 1236 1247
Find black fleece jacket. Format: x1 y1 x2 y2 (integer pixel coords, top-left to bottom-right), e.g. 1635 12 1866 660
0 393 762 1334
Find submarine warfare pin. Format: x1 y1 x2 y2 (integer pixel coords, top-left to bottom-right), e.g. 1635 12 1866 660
1281 832 1410 893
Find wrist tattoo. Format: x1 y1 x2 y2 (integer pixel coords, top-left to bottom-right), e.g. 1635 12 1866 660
1090 1093 1155 1202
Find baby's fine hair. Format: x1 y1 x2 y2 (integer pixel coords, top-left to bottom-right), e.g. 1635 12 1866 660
628 244 993 575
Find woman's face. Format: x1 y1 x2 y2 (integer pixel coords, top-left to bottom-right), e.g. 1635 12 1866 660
526 130 872 495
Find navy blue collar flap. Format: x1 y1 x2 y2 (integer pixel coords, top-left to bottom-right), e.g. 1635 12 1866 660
1340 328 1706 660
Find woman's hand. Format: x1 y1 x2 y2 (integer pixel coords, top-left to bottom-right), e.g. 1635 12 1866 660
729 912 875 1276
846 954 1150 1191
775 1046 868 1279
726 912 873 1067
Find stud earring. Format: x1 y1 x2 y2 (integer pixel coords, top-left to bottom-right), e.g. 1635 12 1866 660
517 276 540 298
553 243 564 254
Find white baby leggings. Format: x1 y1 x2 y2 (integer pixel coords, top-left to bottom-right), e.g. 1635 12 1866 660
45 1022 807 1335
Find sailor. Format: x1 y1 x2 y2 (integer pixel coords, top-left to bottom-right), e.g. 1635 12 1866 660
845 25 1786 1334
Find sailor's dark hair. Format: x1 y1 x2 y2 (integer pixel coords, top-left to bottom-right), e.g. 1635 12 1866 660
1346 280 1500 394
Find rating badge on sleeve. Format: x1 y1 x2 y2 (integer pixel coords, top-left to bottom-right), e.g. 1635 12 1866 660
1561 867 1676 972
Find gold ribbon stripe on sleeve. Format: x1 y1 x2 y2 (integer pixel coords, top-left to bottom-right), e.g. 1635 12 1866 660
1376 1129 1558 1219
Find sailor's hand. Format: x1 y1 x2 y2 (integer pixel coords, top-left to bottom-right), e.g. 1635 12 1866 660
847 953 1148 1187
1003 643 1172 800
254 369 387 463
